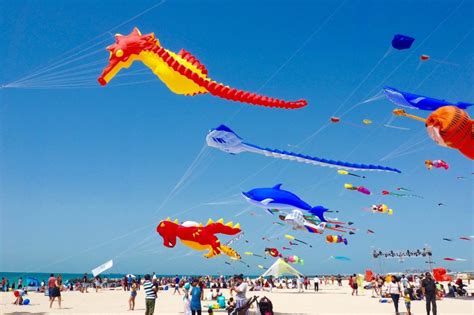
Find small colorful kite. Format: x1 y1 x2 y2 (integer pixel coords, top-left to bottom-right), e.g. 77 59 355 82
285 234 312 247
344 183 371 195
326 235 348 245
425 160 449 170
443 258 467 262
337 169 366 178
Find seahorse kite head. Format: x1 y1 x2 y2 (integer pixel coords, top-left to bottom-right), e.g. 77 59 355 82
98 28 156 85
98 27 307 109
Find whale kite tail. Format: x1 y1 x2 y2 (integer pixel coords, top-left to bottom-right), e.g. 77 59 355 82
456 102 474 110
308 206 329 222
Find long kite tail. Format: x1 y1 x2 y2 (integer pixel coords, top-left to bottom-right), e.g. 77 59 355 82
152 46 307 109
245 143 401 173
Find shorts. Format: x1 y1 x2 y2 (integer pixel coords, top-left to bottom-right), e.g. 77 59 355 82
131 291 137 297
405 301 411 309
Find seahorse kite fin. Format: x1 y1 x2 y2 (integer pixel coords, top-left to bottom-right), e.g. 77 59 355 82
98 28 307 109
206 125 401 173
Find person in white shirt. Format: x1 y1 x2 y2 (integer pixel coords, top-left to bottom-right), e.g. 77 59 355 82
313 276 320 292
297 276 304 293
386 276 402 314
231 274 248 315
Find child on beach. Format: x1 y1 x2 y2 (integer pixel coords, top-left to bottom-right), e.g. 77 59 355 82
404 289 412 315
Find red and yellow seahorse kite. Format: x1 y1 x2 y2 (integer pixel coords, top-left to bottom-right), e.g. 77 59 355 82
156 218 242 259
98 28 307 109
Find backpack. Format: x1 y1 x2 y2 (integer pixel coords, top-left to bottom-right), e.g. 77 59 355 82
258 296 274 315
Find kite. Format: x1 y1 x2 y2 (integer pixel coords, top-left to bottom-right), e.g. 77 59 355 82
442 238 453 241
265 248 282 258
344 183 371 195
156 218 241 259
289 241 299 246
437 203 445 206
285 234 312 247
425 160 449 170
443 257 467 262
420 54 430 61
392 34 415 50
331 256 351 261
275 209 347 234
98 28 307 109
367 229 375 234
396 187 411 192
330 117 341 123
370 204 393 215
285 255 304 265
433 268 452 282
383 87 473 111
207 125 402 173
242 184 330 222
244 252 264 258
393 106 474 159
258 265 266 269
326 235 348 245
282 246 291 250
459 237 472 241
91 260 114 277
382 190 422 198
337 169 366 179
362 119 372 125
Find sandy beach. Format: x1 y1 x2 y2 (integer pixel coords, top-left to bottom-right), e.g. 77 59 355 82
1 281 473 314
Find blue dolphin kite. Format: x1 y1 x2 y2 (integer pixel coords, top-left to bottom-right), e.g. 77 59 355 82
383 86 473 111
242 184 330 222
206 125 401 173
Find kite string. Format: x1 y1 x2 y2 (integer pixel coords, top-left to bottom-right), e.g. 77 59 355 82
5 0 167 86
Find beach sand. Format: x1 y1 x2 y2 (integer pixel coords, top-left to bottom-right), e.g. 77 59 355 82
1 281 473 314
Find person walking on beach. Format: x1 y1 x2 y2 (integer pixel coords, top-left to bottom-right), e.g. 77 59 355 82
350 274 358 296
190 278 203 315
50 275 62 309
386 275 402 314
17 278 23 289
82 273 89 293
144 274 158 315
47 274 56 300
174 275 181 295
313 275 320 292
336 274 342 286
422 272 437 315
231 274 248 315
129 280 137 310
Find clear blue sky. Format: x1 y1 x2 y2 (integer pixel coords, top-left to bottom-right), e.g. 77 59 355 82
1 0 473 276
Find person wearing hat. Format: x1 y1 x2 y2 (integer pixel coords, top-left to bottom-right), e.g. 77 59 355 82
421 272 437 315
231 274 248 315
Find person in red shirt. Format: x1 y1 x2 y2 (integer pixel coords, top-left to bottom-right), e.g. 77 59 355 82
48 274 56 301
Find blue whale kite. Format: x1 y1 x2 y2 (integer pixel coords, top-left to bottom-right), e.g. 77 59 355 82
242 184 330 222
383 86 473 111
206 125 401 173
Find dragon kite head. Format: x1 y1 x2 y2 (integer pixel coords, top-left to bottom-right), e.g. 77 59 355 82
156 218 179 248
98 27 157 86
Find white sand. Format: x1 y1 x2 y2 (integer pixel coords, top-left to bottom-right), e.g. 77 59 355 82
1 281 473 314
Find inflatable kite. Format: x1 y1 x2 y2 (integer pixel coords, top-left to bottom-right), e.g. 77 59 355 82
337 169 366 178
383 87 473 111
98 28 307 109
425 159 449 170
344 183 371 195
392 34 415 50
265 248 282 258
443 257 466 262
285 255 304 265
433 268 452 281
273 209 347 234
370 204 393 215
242 184 330 222
156 218 241 259
326 235 347 245
393 106 474 159
207 125 402 173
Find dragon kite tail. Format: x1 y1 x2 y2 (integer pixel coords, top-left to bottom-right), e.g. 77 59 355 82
205 218 242 235
220 244 241 260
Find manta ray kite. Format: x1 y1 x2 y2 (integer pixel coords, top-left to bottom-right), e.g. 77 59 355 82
98 28 307 109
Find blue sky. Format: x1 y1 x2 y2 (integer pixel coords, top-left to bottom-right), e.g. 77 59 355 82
1 0 473 275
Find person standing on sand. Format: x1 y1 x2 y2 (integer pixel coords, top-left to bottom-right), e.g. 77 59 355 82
386 275 402 314
144 274 158 315
336 274 342 286
422 272 437 315
129 280 137 310
82 273 89 293
190 278 203 315
313 275 320 292
50 275 62 309
231 274 248 315
174 275 181 295
47 274 56 300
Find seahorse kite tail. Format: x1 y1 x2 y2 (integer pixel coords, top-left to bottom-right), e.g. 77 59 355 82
98 28 307 109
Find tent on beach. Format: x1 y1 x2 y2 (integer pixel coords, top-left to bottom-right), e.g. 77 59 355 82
261 258 303 278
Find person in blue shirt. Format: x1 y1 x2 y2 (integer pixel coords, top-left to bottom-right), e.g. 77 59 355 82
190 279 203 315
174 275 181 295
